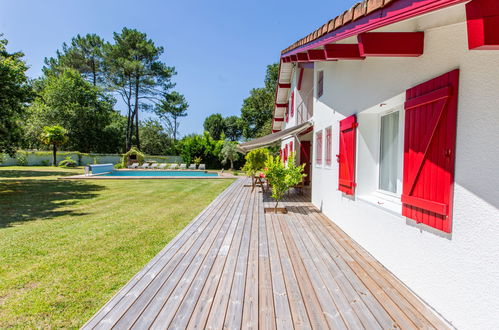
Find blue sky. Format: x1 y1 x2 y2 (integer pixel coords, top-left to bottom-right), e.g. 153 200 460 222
1 0 354 136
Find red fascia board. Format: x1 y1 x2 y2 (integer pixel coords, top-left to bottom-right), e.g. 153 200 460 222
307 49 326 61
297 52 310 62
325 44 365 59
282 0 467 57
466 0 499 49
275 103 289 108
278 83 292 89
290 54 298 62
358 32 425 57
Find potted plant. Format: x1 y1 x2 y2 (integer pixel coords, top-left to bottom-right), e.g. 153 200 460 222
263 153 305 214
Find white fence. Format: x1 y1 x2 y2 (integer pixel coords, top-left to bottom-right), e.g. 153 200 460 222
0 151 182 166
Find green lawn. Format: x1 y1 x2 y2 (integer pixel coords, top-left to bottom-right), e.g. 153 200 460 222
0 166 234 328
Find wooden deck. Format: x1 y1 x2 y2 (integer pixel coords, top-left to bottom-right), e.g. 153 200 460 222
83 178 449 329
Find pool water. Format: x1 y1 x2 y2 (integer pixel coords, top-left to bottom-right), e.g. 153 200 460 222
100 170 218 177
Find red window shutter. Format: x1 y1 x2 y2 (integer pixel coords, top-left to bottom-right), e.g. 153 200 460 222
402 69 459 233
315 131 323 165
289 141 294 155
325 127 332 166
279 148 283 160
338 115 358 195
291 91 295 117
284 144 288 162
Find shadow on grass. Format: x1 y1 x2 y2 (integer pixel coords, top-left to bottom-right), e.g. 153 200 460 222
0 169 78 178
0 179 104 228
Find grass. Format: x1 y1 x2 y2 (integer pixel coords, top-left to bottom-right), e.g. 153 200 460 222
0 166 234 328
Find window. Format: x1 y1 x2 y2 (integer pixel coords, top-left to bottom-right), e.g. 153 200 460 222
315 131 323 166
325 126 332 166
379 111 400 194
317 71 324 98
290 91 295 117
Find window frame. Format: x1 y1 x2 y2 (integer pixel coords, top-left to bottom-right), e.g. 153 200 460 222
315 130 323 167
376 107 404 198
325 126 332 167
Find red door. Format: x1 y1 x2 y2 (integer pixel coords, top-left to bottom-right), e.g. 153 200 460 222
300 141 311 185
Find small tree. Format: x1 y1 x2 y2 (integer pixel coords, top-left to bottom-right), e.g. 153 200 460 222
40 126 68 166
242 148 270 177
219 141 239 170
264 153 305 212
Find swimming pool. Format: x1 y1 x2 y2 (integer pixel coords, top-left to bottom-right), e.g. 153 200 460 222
100 170 218 177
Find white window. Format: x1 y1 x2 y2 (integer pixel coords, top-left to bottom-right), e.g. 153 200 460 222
379 111 400 194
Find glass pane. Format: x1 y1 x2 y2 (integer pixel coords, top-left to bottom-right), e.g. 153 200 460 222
379 111 399 193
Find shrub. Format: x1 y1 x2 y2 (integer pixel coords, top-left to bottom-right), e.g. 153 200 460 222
40 159 50 166
263 153 305 211
114 163 124 169
59 156 77 168
193 156 202 166
122 147 145 167
242 148 270 177
16 151 28 166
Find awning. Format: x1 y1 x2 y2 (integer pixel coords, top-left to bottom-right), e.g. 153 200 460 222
238 121 313 153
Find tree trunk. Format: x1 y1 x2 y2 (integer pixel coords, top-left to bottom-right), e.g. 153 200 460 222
53 144 57 167
173 117 177 141
230 159 233 170
134 76 140 149
274 201 279 214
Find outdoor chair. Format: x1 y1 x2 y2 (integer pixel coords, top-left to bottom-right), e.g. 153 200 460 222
150 163 159 169
128 162 139 169
139 162 150 169
179 164 187 169
189 164 196 170
169 163 178 170
198 164 206 170
158 163 167 169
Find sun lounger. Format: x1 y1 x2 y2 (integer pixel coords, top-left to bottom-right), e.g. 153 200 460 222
128 162 139 169
169 163 178 169
179 164 187 169
139 162 150 169
198 164 206 170
150 163 159 169
189 164 196 170
158 163 167 169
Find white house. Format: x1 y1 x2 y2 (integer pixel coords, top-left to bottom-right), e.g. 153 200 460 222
241 0 499 328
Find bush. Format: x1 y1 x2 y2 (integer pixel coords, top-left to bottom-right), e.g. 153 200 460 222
16 151 28 166
242 148 270 177
114 163 124 169
263 153 305 211
59 156 77 167
122 147 145 166
40 160 50 166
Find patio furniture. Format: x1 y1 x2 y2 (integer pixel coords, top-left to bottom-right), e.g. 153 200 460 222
198 164 206 170
150 163 159 169
158 163 167 169
189 164 197 170
128 162 139 169
169 163 179 170
139 162 150 169
179 164 187 170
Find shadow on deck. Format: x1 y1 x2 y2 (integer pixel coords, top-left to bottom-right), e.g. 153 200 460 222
83 178 450 329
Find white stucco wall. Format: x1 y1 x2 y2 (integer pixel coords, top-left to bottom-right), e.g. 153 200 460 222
301 4 499 329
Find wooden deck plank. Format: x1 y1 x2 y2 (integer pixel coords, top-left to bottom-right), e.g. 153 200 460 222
258 190 277 330
84 180 450 330
265 214 294 329
241 185 260 329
